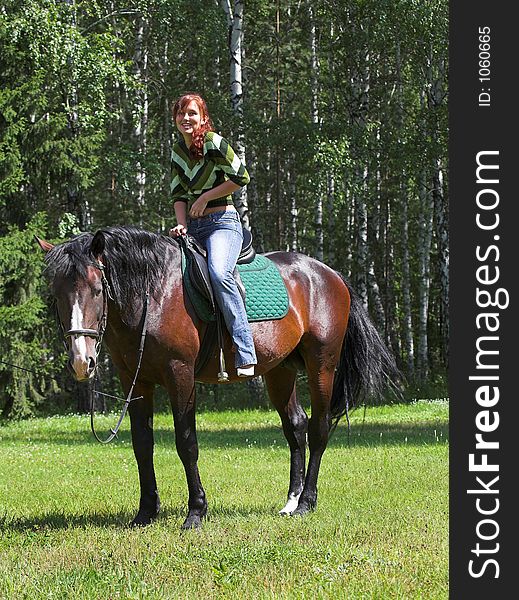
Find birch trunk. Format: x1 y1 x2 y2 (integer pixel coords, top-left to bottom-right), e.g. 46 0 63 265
416 168 434 383
309 5 323 261
157 39 171 233
395 40 414 377
384 193 401 361
428 52 449 370
351 38 370 309
289 160 298 251
401 185 415 378
366 129 385 336
354 169 368 310
433 162 449 366
367 254 386 333
221 0 250 229
133 15 148 221
326 174 336 266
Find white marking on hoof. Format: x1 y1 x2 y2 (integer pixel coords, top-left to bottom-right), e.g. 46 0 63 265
279 493 301 515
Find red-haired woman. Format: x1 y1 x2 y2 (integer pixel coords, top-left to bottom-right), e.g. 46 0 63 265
169 93 256 377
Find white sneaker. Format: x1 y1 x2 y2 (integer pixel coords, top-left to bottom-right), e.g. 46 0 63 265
237 365 255 378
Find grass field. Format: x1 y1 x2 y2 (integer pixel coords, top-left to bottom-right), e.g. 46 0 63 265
0 400 448 599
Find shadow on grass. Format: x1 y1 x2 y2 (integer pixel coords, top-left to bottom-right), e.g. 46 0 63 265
0 503 273 533
0 509 135 532
0 421 448 449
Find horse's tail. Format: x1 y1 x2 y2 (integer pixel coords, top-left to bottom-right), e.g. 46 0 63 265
330 276 401 431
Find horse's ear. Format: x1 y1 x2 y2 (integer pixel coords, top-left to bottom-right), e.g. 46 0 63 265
34 236 54 253
90 230 106 260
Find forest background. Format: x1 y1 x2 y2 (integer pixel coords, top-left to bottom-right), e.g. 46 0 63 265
0 0 448 419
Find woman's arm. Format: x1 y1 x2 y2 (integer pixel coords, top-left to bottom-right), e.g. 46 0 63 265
189 180 241 218
170 201 188 236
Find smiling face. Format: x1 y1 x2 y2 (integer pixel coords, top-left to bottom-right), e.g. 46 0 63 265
175 99 206 143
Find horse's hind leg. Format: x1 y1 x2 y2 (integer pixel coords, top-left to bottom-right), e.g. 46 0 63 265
292 363 335 517
264 365 308 515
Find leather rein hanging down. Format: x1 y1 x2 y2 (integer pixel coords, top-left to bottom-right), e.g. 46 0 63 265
61 260 150 444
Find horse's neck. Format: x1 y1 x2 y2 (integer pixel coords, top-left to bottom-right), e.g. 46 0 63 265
107 243 182 331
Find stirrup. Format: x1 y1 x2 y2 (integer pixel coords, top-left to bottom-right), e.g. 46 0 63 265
218 348 229 382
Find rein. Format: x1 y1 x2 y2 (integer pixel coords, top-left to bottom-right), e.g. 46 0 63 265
90 290 150 444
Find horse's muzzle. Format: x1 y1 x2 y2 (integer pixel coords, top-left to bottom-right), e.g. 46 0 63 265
68 353 96 381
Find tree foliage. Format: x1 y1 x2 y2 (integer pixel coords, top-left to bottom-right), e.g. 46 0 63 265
0 0 448 418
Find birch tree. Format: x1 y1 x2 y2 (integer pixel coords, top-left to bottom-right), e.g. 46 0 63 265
133 13 149 221
221 0 250 229
309 5 323 261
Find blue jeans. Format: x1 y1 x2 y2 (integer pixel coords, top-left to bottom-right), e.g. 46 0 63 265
188 210 257 368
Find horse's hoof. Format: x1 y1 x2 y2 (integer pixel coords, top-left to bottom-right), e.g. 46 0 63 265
291 500 316 517
279 493 301 515
130 511 159 527
181 515 203 530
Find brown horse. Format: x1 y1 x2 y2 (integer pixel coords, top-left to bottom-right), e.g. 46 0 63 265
37 225 397 529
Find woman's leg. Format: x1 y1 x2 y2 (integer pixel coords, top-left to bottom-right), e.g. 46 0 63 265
205 221 257 369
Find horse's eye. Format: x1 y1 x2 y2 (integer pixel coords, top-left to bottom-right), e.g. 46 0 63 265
94 288 102 297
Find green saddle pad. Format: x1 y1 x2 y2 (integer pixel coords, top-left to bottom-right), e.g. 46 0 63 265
182 253 289 323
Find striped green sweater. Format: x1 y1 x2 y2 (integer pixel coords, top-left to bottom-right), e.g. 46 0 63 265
170 132 250 208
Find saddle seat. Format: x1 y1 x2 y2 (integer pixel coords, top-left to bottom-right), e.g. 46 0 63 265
181 228 255 311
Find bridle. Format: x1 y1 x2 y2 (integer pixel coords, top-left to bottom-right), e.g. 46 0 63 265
59 260 113 359
58 259 149 444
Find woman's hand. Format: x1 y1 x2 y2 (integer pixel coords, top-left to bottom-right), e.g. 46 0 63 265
189 195 208 218
169 224 187 237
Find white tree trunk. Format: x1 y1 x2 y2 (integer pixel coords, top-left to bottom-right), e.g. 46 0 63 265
351 42 370 308
221 0 250 229
289 162 298 251
401 184 415 378
427 49 449 368
133 16 148 218
309 5 323 261
326 174 336 265
355 168 368 310
417 168 434 383
396 40 414 376
434 162 449 365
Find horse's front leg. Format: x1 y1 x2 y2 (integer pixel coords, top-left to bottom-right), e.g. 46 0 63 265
167 368 207 530
125 380 161 526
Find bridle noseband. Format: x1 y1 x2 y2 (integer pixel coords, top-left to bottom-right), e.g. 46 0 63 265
64 328 101 339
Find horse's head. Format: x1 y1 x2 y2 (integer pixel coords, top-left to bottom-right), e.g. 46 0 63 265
36 232 108 382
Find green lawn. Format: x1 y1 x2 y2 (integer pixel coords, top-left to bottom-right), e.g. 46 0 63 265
0 401 448 599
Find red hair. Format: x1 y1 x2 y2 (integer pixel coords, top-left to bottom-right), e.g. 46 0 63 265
172 93 214 160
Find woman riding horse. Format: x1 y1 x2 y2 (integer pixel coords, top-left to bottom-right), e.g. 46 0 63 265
38 225 398 529
169 93 256 379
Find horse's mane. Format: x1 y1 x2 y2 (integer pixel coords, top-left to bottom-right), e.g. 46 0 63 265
45 226 179 321
45 232 94 280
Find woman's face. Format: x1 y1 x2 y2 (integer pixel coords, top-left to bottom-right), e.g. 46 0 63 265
175 99 205 140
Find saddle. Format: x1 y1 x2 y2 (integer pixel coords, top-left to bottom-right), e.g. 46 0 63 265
182 229 256 310
178 229 256 382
